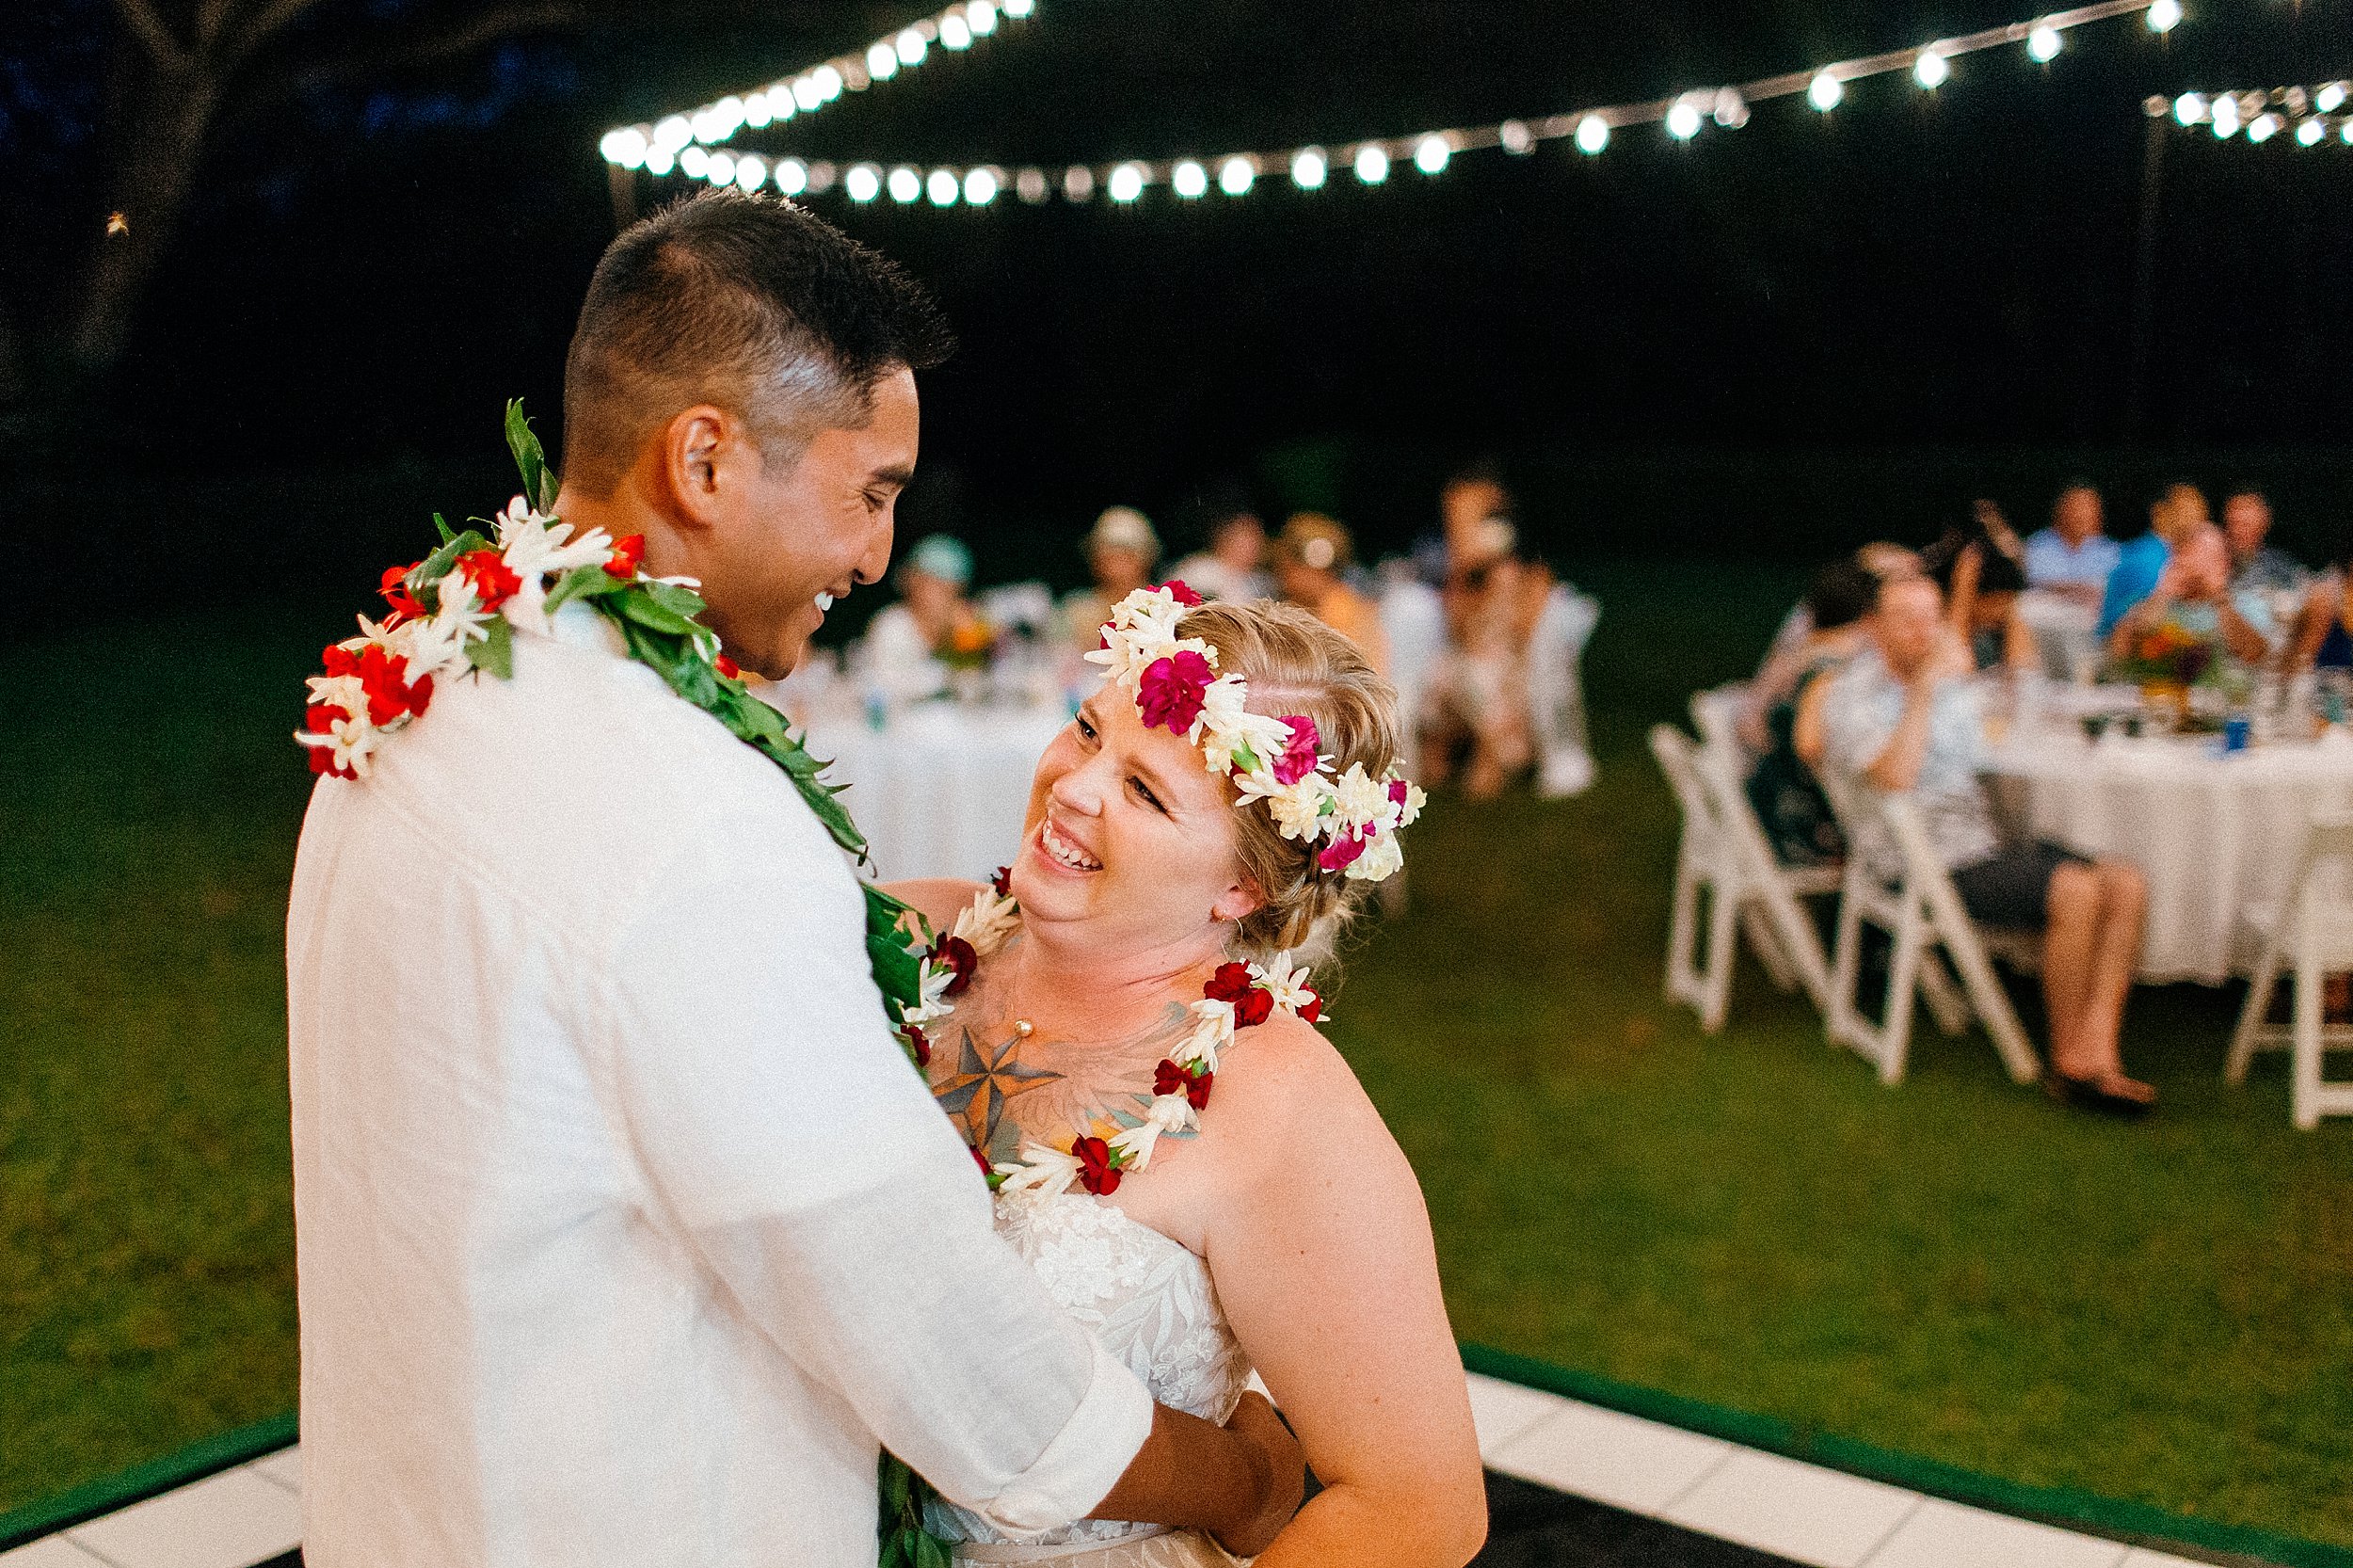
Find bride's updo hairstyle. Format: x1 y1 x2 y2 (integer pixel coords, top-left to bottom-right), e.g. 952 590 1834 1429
1176 600 1404 960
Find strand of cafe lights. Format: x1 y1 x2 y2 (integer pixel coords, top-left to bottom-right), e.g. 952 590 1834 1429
2154 80 2353 145
598 0 2185 209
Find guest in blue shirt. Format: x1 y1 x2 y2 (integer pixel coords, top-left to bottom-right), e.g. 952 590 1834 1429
2022 482 2121 611
2098 482 2210 636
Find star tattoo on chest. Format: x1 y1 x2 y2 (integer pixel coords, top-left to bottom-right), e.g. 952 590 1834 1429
931 1026 1064 1156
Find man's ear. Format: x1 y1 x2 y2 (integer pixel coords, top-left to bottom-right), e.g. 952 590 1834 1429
657 406 735 529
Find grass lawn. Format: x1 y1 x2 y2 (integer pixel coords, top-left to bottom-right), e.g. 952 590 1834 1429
4 563 2349 1544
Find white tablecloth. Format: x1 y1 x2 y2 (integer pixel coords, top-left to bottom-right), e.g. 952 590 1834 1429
1985 729 2353 983
804 701 1070 884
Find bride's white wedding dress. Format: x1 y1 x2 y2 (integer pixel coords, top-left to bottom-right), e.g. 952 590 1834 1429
926 1193 1255 1567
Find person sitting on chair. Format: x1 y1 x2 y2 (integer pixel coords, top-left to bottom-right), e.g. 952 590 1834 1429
1820 574 2153 1115
1744 560 1878 867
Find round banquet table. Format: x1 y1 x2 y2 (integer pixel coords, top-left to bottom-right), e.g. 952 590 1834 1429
802 699 1071 885
1983 728 2353 984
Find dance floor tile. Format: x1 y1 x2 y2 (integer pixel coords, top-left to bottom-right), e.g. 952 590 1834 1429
0 1537 111 1567
1464 1373 1568 1459
1661 1449 1921 1567
66 1466 301 1568
247 1449 301 1496
1475 1470 1803 1567
2116 1552 2220 1568
1862 1498 2129 1568
1487 1399 1733 1513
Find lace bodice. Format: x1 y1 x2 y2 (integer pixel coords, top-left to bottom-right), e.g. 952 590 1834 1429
926 1193 1253 1548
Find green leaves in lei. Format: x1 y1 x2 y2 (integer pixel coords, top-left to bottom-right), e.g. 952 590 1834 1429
505 404 949 1568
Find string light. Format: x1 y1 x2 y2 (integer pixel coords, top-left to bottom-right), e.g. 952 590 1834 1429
2160 81 2353 148
598 0 1035 167
776 158 810 196
618 0 2183 209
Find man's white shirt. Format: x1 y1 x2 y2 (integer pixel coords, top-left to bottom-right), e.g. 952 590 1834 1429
286 603 1150 1566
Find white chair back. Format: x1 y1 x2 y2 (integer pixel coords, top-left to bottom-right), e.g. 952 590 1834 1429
2226 812 2353 1128
1530 584 1599 797
1378 580 1447 748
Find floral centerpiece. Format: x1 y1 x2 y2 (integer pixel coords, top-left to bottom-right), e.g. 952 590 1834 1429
935 614 997 671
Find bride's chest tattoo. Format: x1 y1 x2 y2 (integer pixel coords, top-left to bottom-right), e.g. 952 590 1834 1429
924 998 1193 1160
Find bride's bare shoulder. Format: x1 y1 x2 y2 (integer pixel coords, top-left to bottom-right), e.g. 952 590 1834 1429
880 878 987 935
1207 1008 1385 1155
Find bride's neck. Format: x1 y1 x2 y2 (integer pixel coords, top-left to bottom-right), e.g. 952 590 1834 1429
1004 920 1226 1032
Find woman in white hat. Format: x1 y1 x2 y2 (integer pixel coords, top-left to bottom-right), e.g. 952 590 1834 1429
1062 506 1162 652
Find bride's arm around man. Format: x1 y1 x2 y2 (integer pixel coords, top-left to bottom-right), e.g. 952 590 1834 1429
285 191 1301 1567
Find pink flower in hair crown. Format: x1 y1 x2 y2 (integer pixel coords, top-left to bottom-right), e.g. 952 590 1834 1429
1138 649 1215 734
1273 717 1321 786
1157 580 1205 607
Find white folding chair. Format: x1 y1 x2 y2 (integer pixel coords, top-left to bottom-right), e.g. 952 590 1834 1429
1530 584 1599 798
1818 776 2042 1086
2226 813 2353 1129
1686 686 1841 1007
1377 579 1446 753
1651 725 1834 1032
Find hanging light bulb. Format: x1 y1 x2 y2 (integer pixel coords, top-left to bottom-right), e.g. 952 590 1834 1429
968 1 1000 35
813 65 843 100
1292 147 1328 188
1414 135 1451 174
888 166 922 202
964 167 1000 203
896 29 927 67
1003 0 1032 17
735 154 766 191
1108 162 1147 202
765 85 797 122
654 115 693 152
2297 117 2326 146
1808 72 1844 112
1016 168 1049 203
1064 165 1096 200
1353 144 1390 184
846 164 883 202
2248 112 2281 143
1172 159 1209 198
644 147 674 176
2146 0 2181 31
2342 120 2353 144
1914 47 1950 89
2319 82 2348 114
940 11 972 49
867 41 900 79
2173 92 2207 124
1219 155 1256 196
1498 120 1533 154
776 158 810 196
2211 94 2240 136
792 75 824 111
706 151 736 186
744 93 773 129
1666 100 1703 139
927 168 960 204
2027 24 2062 62
806 160 838 195
600 128 648 168
680 145 711 178
1576 114 1609 154
1713 88 1749 128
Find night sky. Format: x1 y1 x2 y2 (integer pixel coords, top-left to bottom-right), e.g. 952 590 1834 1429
7 0 2352 568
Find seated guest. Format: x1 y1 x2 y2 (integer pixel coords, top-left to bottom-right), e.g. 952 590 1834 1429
2023 481 2120 610
864 534 990 701
1171 497 1273 604
1745 560 1878 866
1419 518 1546 800
1273 511 1390 677
1412 462 1515 584
2291 528 2353 671
2099 482 2209 636
1060 505 1159 651
1749 542 1924 742
2222 487 2309 600
1924 501 2034 673
2107 522 2275 668
1822 574 2153 1114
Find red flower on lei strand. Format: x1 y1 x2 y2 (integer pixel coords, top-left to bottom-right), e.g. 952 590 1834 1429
379 563 425 620
453 548 522 612
990 865 1014 899
604 533 647 579
933 934 979 998
902 1024 932 1068
1204 961 1274 1028
712 653 742 680
1155 1058 1215 1110
1074 1136 1123 1196
1137 648 1215 735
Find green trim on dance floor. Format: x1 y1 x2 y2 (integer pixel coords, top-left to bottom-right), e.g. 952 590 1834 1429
0 1412 296 1553
1464 1343 2352 1568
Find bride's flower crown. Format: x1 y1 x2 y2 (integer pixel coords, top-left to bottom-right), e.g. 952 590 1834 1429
1083 583 1424 884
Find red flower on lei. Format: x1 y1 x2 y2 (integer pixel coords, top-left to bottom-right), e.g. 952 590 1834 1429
380 563 425 619
1157 580 1205 607
1137 649 1214 735
934 934 979 997
1273 716 1321 786
990 865 1014 899
1155 1057 1215 1110
1074 1135 1122 1195
1205 961 1273 1028
712 653 742 680
454 548 521 612
605 533 647 579
902 1024 931 1067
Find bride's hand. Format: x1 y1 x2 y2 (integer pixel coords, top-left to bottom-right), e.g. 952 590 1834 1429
1211 1392 1306 1558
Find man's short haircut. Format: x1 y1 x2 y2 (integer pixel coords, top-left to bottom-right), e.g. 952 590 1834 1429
2225 483 2269 505
2056 477 2101 503
1806 559 1881 632
562 190 955 496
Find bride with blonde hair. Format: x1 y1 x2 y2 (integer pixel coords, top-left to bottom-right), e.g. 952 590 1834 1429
889 588 1486 1568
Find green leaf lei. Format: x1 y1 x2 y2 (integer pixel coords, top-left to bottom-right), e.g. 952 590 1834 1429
375 405 955 1568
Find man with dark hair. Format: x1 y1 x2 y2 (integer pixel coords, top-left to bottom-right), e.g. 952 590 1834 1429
288 192 1301 1568
2023 480 2119 611
2220 486 2309 601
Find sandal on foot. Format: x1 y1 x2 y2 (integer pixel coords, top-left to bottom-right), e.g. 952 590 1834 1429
2044 1070 2155 1119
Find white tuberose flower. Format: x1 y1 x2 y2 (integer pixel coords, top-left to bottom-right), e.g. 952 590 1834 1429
993 1143 1081 1207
